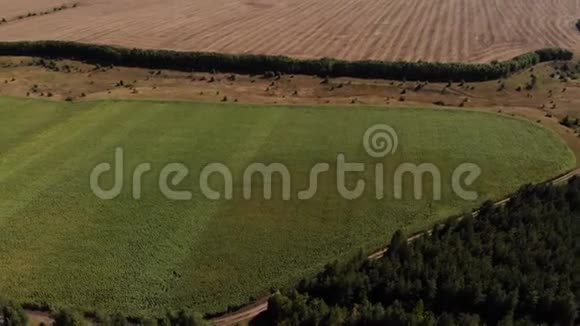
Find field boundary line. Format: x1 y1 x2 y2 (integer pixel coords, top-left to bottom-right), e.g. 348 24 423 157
0 41 573 82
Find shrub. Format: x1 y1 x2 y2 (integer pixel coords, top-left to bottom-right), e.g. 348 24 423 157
0 298 28 326
263 71 276 79
560 116 579 128
526 74 538 90
52 309 85 326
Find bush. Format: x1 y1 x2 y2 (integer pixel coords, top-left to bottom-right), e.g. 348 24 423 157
0 299 28 326
262 71 276 79
170 310 208 326
52 309 86 326
560 115 579 128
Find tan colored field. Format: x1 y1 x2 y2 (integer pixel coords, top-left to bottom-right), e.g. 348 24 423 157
0 0 579 63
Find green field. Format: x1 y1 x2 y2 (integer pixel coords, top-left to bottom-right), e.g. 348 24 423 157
0 97 574 316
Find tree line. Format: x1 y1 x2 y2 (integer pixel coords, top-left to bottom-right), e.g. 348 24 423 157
0 301 208 326
264 179 580 325
0 41 573 82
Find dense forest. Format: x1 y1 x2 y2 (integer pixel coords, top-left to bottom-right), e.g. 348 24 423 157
0 41 573 82
265 179 580 325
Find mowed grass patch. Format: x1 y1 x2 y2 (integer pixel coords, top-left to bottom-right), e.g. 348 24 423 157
0 97 574 316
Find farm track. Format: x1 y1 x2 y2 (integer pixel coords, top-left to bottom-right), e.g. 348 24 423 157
210 168 580 326
0 0 578 62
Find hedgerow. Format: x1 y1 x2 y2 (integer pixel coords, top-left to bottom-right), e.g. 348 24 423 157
0 41 573 82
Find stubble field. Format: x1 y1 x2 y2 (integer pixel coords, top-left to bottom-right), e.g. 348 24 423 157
0 96 574 316
0 0 578 63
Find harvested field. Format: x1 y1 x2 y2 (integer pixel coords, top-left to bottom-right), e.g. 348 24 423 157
0 0 578 63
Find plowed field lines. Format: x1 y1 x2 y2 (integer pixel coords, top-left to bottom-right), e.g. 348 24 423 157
0 0 578 63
